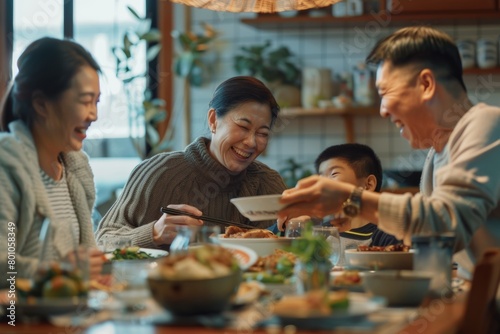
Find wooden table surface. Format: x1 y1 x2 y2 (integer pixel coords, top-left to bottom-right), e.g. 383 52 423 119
1 294 467 334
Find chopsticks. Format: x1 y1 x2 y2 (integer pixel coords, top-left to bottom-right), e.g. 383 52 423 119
160 207 257 230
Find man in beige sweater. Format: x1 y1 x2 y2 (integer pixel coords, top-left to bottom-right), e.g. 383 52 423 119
278 26 500 280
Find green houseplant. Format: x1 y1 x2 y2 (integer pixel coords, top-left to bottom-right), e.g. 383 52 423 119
112 6 173 159
171 23 218 87
234 41 302 107
234 40 301 87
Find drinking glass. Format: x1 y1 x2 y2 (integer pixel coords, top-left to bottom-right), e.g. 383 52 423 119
412 232 455 298
312 226 341 266
97 235 132 253
170 225 221 254
112 259 153 312
284 220 305 238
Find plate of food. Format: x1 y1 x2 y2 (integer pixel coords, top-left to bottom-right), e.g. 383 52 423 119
330 270 365 292
344 245 414 270
230 194 286 221
105 247 168 261
221 244 258 271
218 227 293 256
272 290 385 329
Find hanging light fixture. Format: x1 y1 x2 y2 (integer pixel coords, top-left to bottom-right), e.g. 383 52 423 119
169 0 343 13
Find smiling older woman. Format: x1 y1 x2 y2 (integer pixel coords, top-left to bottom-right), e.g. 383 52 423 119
96 76 287 249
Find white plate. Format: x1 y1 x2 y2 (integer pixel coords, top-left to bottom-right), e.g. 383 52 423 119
275 293 386 329
230 194 285 221
344 249 414 270
218 234 293 256
140 248 168 258
221 244 258 271
330 271 365 293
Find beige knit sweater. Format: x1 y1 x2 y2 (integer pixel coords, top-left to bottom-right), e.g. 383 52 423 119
0 121 96 288
96 137 287 249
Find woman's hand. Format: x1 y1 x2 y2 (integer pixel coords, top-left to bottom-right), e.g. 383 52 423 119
278 175 354 221
88 248 105 280
153 204 204 246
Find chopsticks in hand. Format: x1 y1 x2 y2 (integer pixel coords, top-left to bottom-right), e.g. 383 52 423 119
160 207 256 230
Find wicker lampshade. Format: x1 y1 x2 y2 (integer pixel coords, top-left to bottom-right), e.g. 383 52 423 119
170 0 343 13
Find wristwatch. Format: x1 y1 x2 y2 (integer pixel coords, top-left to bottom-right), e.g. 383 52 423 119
342 187 364 217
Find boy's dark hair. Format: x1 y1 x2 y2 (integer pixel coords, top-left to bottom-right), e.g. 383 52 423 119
314 143 383 192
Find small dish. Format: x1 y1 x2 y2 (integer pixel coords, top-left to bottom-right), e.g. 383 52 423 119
220 244 258 271
230 194 285 221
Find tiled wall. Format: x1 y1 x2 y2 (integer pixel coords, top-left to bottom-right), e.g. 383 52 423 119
170 5 500 175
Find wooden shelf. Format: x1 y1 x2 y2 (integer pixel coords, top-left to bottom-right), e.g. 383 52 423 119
280 105 379 117
279 105 379 143
241 12 500 29
463 67 500 75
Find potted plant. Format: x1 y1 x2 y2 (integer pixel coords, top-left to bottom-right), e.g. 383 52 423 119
233 41 302 107
171 23 218 87
112 6 173 159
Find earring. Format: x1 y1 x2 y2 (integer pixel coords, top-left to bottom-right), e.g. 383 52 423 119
211 128 215 134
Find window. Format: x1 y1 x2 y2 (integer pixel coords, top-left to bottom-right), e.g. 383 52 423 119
12 0 64 77
74 0 146 140
10 0 148 156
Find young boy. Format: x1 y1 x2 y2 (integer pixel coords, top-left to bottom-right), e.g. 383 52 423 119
315 143 400 250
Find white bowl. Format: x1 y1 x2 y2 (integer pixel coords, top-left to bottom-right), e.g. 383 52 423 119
218 235 293 257
344 249 414 270
361 270 432 306
230 194 285 221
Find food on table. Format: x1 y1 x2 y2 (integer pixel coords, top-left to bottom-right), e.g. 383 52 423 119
223 226 278 238
154 244 239 280
233 281 268 305
332 270 362 286
357 244 410 252
18 263 87 300
109 246 156 260
243 249 297 283
272 289 350 317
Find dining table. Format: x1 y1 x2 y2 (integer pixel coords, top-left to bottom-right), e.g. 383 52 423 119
1 280 469 334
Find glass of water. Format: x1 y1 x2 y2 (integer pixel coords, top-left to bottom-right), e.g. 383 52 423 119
312 226 341 266
112 259 154 312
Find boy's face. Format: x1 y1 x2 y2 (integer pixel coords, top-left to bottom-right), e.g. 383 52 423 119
318 158 366 188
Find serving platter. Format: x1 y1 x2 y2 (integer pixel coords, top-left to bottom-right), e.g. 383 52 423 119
274 293 386 329
218 234 293 256
344 249 414 270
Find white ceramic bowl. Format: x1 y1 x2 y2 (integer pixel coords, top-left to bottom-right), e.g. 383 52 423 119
361 270 432 306
230 194 285 221
218 235 293 257
344 249 414 270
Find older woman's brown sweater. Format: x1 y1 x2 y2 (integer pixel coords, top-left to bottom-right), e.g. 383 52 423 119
96 137 287 249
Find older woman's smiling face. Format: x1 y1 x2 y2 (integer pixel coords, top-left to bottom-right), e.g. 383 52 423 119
208 101 272 174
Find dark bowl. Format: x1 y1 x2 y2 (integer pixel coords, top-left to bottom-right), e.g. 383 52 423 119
147 270 242 316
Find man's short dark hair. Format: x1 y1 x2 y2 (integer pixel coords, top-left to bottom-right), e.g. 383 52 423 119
315 143 383 192
366 26 466 95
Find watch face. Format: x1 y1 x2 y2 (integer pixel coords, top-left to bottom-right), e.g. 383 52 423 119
343 204 359 217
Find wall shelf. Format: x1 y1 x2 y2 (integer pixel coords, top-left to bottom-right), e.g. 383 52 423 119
241 12 500 29
280 105 379 143
463 67 500 75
